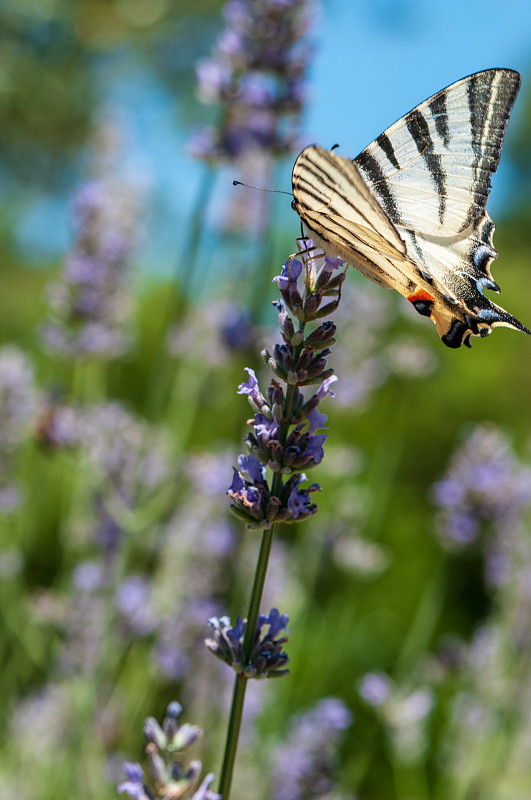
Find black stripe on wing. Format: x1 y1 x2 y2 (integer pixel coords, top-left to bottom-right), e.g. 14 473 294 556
467 70 495 220
404 108 446 224
464 70 521 228
375 132 401 171
354 149 402 224
428 90 450 147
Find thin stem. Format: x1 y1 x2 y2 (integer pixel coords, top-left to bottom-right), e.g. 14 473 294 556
217 524 276 799
217 674 247 799
241 526 276 662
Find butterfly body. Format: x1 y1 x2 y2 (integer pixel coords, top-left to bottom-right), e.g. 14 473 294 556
292 69 530 348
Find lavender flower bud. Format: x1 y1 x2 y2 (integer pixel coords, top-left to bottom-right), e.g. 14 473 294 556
298 367 335 387
304 321 337 348
316 297 343 318
173 724 203 752
162 702 183 742
146 743 168 787
302 292 321 319
144 718 167 751
184 760 202 784
287 370 300 385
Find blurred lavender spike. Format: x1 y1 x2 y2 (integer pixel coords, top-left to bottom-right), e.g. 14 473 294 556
0 346 36 511
119 702 220 800
190 0 316 163
42 174 141 360
271 697 353 800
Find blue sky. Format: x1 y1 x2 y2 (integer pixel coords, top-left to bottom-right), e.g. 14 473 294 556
17 0 531 271
308 0 531 160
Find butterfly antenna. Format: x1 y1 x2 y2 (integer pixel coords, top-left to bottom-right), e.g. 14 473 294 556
330 143 340 151
233 180 292 196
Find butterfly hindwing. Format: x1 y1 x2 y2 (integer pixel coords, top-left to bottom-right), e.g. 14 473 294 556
291 68 529 348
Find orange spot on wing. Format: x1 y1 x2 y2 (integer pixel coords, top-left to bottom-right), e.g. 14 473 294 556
407 289 435 305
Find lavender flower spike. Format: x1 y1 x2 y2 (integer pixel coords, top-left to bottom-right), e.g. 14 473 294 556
190 0 315 161
0 346 36 511
216 238 346 799
119 702 218 800
42 175 140 360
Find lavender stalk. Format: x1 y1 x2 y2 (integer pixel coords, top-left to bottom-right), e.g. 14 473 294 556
207 238 346 799
41 176 139 364
118 701 220 800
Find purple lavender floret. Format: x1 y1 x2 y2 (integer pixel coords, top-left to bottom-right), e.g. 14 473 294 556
118 762 150 800
322 255 345 276
228 467 265 520
253 412 280 445
191 774 221 800
226 616 246 649
259 607 289 638
314 374 338 401
237 453 267 485
273 258 303 291
303 433 327 464
237 367 267 410
306 407 328 435
287 479 314 518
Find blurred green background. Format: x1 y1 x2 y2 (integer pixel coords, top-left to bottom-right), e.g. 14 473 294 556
1 1 531 799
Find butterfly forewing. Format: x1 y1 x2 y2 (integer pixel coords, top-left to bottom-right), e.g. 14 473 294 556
355 69 521 236
291 68 529 348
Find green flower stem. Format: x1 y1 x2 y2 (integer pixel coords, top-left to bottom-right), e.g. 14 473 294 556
217 672 246 799
218 523 276 799
218 321 306 799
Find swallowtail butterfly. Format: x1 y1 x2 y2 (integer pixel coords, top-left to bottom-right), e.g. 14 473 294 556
292 68 529 348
